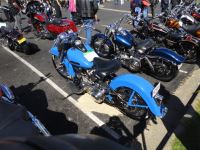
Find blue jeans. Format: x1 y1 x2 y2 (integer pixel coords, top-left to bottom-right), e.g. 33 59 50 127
83 19 94 45
142 7 148 18
132 7 142 27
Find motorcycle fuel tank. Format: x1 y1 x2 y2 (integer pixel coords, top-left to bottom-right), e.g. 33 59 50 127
114 30 133 49
67 46 98 69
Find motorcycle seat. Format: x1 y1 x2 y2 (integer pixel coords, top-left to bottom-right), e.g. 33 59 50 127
167 30 183 40
182 23 200 35
135 39 155 53
47 18 63 25
93 57 121 76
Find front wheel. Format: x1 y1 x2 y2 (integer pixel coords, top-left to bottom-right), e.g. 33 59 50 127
148 58 178 82
51 55 71 79
91 36 114 58
114 87 148 118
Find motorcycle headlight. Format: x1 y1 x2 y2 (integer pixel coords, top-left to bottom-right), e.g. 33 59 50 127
75 40 82 46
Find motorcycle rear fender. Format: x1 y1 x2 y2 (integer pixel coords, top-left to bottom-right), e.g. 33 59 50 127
109 74 163 117
150 48 185 65
50 47 75 77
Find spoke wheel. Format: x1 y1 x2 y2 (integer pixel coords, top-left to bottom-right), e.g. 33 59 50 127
91 36 114 58
115 87 147 118
179 42 199 63
150 58 178 82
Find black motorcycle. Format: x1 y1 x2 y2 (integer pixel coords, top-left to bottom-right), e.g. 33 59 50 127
91 14 185 82
0 26 31 54
131 12 200 63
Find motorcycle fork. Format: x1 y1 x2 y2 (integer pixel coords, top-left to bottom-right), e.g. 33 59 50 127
143 56 155 72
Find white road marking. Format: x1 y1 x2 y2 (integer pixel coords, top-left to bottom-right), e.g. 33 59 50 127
179 70 188 74
2 46 121 139
100 7 130 13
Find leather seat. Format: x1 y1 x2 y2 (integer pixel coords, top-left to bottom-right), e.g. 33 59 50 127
167 31 183 40
93 57 121 76
182 23 200 35
135 39 155 53
47 18 63 25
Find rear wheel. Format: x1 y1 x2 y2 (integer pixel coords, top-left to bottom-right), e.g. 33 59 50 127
114 87 148 118
149 58 178 82
179 41 199 63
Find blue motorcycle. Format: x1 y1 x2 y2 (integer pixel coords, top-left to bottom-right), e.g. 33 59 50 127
91 14 185 81
50 32 167 118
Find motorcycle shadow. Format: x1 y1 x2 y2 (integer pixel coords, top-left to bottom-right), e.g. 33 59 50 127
10 77 78 135
27 42 40 55
90 116 145 150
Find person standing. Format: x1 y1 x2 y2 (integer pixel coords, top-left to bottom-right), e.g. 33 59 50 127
51 0 62 18
8 0 23 32
141 0 151 18
68 0 76 21
76 0 98 45
149 0 158 17
161 0 169 12
171 0 181 9
130 0 142 27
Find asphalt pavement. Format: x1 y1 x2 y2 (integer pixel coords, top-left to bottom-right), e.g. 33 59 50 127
0 1 199 149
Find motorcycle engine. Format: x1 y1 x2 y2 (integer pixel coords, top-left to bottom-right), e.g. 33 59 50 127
120 51 141 72
79 70 107 100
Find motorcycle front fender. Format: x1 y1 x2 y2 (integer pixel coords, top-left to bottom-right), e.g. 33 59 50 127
149 48 185 65
50 46 75 77
109 74 164 117
50 46 59 57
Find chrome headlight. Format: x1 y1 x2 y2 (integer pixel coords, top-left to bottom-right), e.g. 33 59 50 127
75 40 82 46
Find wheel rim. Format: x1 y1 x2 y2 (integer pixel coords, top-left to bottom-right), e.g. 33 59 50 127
52 55 70 79
179 42 198 62
153 59 173 77
116 87 147 117
93 38 111 57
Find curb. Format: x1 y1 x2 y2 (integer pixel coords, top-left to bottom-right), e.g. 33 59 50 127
164 91 200 150
137 66 200 150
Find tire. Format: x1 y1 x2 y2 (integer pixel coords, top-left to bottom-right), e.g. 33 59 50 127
91 36 114 58
114 87 148 118
51 55 71 79
149 58 178 82
178 41 199 63
20 43 31 55
7 40 15 51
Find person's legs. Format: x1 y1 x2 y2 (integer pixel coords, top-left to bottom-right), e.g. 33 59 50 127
14 12 22 32
83 19 94 45
151 5 155 17
161 0 169 12
142 7 148 18
133 7 141 27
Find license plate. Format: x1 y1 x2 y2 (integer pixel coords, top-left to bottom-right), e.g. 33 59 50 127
152 82 160 97
84 50 99 62
178 63 182 70
17 37 26 44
